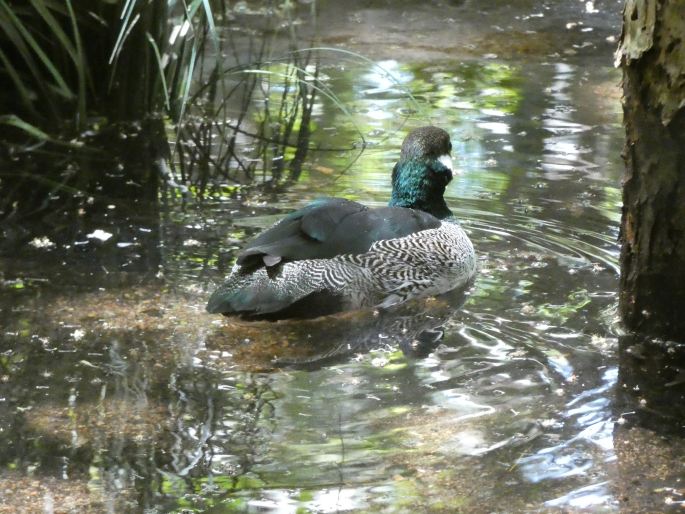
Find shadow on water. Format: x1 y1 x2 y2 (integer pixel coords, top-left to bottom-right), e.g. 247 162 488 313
205 289 469 371
0 120 166 274
2 0 685 512
607 337 685 512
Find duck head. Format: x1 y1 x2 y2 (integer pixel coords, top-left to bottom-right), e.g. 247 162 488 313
389 126 454 219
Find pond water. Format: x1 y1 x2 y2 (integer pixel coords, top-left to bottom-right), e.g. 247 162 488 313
2 0 684 513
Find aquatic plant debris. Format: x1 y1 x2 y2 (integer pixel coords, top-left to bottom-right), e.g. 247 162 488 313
28 236 55 249
86 229 113 242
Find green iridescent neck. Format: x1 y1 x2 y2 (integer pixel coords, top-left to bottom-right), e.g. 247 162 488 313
389 158 453 219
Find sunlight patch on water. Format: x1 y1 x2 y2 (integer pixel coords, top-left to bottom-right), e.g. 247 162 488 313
477 121 510 134
0 10 633 511
545 481 615 510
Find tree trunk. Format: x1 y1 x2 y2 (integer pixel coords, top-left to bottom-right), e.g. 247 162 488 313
616 0 685 341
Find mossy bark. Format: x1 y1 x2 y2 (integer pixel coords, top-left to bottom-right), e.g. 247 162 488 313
616 0 685 341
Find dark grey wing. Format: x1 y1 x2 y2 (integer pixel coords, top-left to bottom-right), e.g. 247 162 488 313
236 197 441 269
236 198 368 268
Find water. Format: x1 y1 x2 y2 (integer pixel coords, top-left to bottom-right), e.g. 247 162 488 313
2 1 684 512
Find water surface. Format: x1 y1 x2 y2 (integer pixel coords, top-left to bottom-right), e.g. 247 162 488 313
2 1 683 513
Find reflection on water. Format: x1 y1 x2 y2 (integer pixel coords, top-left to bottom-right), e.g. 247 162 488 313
1 1 683 513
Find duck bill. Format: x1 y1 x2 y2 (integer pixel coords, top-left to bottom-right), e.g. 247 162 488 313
438 154 460 175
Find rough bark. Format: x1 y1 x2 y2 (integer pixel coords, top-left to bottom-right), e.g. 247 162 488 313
616 0 685 340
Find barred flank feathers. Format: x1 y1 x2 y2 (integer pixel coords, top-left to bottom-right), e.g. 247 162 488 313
207 221 476 316
205 259 379 315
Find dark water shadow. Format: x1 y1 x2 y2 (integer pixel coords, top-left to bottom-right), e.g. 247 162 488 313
611 336 685 512
204 288 470 371
614 335 685 435
0 120 168 278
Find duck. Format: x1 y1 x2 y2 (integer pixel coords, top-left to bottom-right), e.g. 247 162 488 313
206 126 476 319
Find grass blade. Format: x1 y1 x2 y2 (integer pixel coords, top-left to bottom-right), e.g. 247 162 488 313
200 0 216 35
0 47 39 117
146 31 170 111
0 5 49 97
109 0 137 64
28 0 78 62
0 114 52 141
0 0 74 99
64 0 88 127
177 41 198 126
